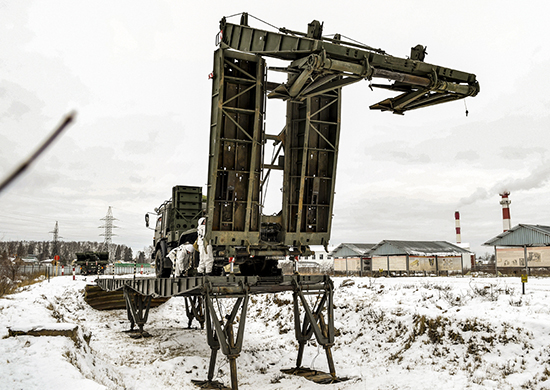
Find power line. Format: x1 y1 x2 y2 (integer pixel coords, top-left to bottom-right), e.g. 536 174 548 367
0 112 75 195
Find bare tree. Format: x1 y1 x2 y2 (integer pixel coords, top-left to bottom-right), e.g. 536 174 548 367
0 253 22 297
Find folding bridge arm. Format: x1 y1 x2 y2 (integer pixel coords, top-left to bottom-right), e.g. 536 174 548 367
219 15 479 114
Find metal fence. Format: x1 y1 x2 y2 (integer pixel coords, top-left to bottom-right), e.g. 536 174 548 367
104 264 154 276
472 263 550 277
17 263 154 277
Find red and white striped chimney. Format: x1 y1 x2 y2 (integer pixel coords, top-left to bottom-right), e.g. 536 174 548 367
499 191 512 232
455 211 461 244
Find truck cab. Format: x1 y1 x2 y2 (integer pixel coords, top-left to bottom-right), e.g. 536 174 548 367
147 186 203 277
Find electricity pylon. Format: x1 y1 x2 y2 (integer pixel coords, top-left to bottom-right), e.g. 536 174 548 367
49 221 62 259
99 206 119 252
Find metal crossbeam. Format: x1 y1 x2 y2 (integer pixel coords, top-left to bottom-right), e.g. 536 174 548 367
96 274 328 297
123 287 152 333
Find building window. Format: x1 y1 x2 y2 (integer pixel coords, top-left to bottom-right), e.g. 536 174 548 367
319 254 324 260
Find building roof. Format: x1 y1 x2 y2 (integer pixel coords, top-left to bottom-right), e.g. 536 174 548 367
329 243 377 258
484 224 550 247
21 255 39 263
369 240 472 256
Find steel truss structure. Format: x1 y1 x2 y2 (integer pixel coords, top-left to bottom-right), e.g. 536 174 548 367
205 13 478 263
94 12 480 390
97 275 339 389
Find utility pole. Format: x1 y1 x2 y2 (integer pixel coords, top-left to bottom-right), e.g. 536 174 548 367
49 221 62 267
49 221 62 255
99 206 119 259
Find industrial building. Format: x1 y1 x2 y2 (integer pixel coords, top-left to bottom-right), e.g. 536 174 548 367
297 245 336 262
330 243 377 276
330 241 473 276
484 224 550 275
369 240 473 276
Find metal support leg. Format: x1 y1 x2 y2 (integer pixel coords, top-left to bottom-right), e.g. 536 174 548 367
324 345 336 377
192 296 223 389
123 287 152 334
185 296 205 329
125 291 136 331
225 321 239 390
289 279 337 381
293 290 315 368
202 289 249 390
206 308 220 382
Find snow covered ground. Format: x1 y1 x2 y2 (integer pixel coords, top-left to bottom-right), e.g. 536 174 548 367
2 275 550 390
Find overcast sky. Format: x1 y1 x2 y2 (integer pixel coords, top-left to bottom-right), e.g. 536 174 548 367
1 1 549 257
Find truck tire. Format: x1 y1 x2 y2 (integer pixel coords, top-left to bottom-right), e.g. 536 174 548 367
155 250 171 278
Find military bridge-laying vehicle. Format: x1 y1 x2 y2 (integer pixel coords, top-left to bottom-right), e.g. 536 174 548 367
150 12 479 279
99 13 479 390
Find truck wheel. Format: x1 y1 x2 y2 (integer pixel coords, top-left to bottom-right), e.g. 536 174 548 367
155 250 171 278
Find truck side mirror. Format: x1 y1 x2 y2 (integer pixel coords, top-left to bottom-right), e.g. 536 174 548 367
145 213 149 228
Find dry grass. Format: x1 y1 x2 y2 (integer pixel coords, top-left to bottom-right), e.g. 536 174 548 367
0 267 46 298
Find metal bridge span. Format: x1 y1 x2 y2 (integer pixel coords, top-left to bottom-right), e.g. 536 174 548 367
96 274 341 389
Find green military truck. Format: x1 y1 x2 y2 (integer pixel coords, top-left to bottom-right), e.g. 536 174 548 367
146 14 479 279
75 252 109 276
146 186 203 278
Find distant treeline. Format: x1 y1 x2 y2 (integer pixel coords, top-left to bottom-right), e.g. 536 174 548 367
0 241 150 264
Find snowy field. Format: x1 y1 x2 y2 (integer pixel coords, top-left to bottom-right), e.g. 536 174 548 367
1 275 550 390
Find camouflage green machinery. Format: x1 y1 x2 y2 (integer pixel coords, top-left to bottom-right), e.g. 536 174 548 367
204 13 479 274
74 252 109 276
147 186 203 277
109 14 480 389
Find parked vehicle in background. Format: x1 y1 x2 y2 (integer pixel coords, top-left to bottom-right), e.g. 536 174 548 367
74 252 109 275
